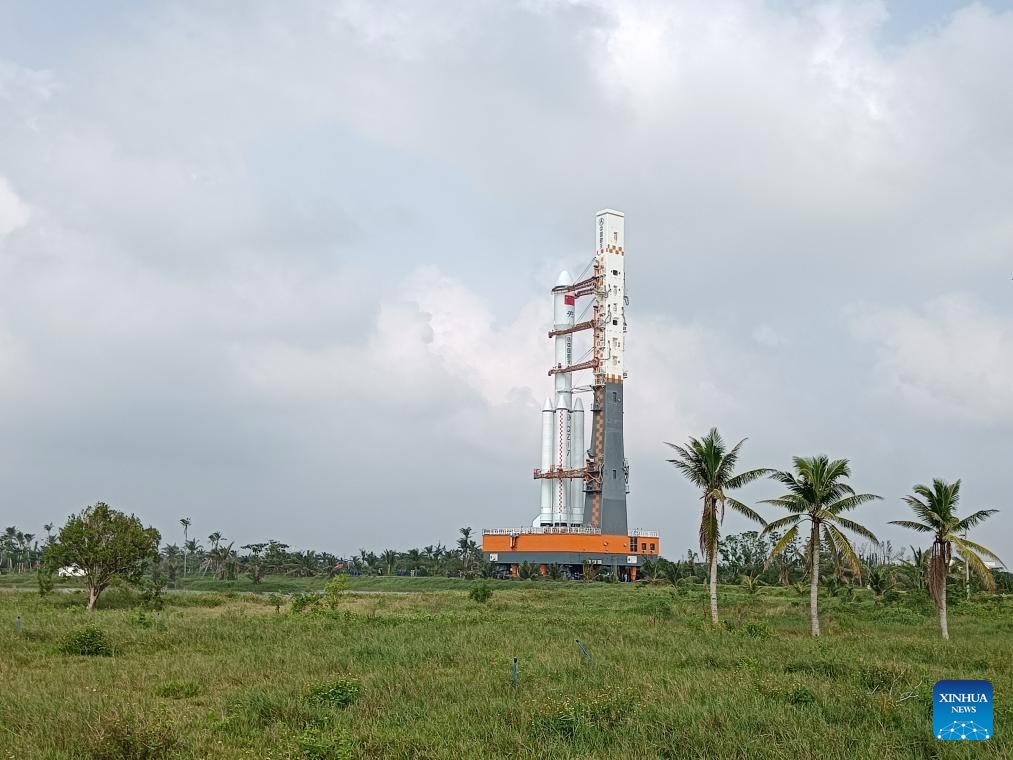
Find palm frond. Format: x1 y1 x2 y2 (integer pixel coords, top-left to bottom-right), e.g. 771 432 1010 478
826 523 864 579
725 497 767 526
767 525 800 562
953 537 1005 566
956 509 999 532
953 545 997 592
889 519 933 533
827 493 882 514
827 515 879 543
761 514 802 535
725 467 774 490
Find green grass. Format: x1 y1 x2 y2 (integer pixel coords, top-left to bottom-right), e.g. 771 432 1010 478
0 582 1009 759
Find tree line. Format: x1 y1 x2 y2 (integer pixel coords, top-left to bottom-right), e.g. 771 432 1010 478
8 425 1008 639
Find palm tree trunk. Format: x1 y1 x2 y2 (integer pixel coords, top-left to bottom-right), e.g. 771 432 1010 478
809 521 820 637
709 549 719 625
964 557 970 601
939 583 949 640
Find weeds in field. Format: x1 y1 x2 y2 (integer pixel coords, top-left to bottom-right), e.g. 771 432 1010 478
154 679 202 699
306 677 362 709
469 582 493 604
59 624 113 656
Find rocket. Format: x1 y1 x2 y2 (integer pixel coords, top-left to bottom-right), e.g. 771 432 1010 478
532 270 586 527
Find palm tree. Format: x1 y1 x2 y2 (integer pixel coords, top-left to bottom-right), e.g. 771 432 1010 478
43 523 54 545
890 479 1003 640
180 517 192 576
665 428 771 624
761 456 880 637
380 549 399 577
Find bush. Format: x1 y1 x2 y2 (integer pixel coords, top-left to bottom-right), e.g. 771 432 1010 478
138 571 167 611
296 726 352 760
155 680 201 699
291 593 321 614
323 576 349 607
639 598 672 622
469 582 493 604
224 689 312 729
37 568 55 596
87 712 179 760
539 690 632 739
742 621 770 639
306 677 362 709
59 624 113 657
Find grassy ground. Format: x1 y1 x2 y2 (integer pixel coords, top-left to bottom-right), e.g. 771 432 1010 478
0 581 1009 759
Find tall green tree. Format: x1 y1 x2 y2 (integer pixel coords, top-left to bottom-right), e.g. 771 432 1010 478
761 456 880 637
179 517 192 576
890 479 1003 640
44 502 160 611
665 428 770 624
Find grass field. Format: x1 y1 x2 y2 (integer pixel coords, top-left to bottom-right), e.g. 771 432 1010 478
0 578 1009 759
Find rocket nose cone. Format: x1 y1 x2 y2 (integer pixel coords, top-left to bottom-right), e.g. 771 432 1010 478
555 270 573 287
573 397 583 411
543 397 553 411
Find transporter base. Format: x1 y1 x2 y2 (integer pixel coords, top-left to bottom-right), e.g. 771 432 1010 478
482 527 659 581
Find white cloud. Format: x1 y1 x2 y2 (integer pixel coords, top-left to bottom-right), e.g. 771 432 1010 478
0 177 30 237
850 294 1013 424
752 324 784 348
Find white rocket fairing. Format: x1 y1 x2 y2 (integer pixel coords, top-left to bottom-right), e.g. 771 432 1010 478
553 271 574 524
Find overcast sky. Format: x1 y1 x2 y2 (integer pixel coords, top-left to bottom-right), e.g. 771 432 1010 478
1 0 1011 561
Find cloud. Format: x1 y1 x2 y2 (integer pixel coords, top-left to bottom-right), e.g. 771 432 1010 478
850 294 1013 424
0 1 1011 557
0 177 30 237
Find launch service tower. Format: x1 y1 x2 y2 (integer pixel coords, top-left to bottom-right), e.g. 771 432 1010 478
482 210 660 580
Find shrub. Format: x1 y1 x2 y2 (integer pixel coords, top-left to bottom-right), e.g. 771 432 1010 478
155 680 201 699
306 677 362 709
539 690 631 738
323 576 349 607
87 712 179 760
785 684 817 706
37 568 55 596
741 621 770 639
296 726 352 760
291 593 321 614
225 689 312 729
59 625 113 657
469 582 493 604
138 571 167 611
127 610 153 628
639 598 672 622
268 593 285 613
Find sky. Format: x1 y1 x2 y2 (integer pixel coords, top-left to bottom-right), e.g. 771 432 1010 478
0 0 1011 561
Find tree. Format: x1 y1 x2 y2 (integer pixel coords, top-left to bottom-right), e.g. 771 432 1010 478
761 456 880 637
890 479 1004 640
665 428 770 624
180 517 192 577
242 543 268 583
380 549 399 577
44 502 160 611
